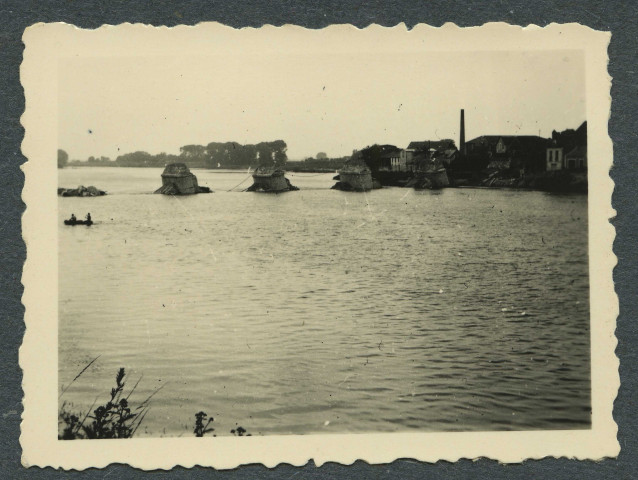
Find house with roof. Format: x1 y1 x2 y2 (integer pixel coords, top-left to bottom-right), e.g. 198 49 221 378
546 147 564 171
355 144 403 174
397 149 415 171
465 135 550 172
564 145 587 170
546 121 587 171
407 139 456 152
408 139 458 167
379 149 416 172
376 139 458 173
378 147 404 172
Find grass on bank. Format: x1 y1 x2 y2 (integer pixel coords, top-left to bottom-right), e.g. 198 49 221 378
59 365 251 439
59 367 156 439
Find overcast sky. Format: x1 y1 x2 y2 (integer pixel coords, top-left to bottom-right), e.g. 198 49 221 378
59 49 585 161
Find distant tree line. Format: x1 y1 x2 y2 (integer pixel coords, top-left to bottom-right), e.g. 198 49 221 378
64 140 289 169
62 142 352 172
287 155 350 172
203 140 287 169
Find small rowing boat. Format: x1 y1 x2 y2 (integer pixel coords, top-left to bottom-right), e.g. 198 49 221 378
64 219 93 226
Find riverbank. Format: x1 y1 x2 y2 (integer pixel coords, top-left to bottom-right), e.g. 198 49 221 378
62 164 588 194
368 170 587 194
462 170 587 194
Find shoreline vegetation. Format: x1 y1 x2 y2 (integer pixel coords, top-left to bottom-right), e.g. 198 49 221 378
59 364 251 439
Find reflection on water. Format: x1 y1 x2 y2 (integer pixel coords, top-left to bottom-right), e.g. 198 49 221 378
59 167 590 436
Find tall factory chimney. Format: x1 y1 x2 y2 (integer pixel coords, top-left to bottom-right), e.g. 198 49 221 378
460 108 466 156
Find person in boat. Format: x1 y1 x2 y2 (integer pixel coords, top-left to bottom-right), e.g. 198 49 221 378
70 213 77 222
85 213 92 222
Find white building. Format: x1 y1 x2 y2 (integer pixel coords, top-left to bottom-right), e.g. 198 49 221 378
546 147 564 171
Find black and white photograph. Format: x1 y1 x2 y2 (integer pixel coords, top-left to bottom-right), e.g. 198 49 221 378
20 22 617 468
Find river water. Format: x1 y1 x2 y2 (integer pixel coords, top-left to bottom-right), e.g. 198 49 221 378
58 167 590 436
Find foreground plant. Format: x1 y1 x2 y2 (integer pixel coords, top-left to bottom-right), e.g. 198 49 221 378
59 363 253 438
230 425 251 436
193 415 252 437
194 411 215 437
59 367 156 440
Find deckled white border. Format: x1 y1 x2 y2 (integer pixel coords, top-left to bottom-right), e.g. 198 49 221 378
20 22 617 469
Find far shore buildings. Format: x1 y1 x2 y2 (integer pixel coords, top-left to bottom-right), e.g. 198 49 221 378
359 111 587 179
546 121 588 171
463 121 587 174
378 140 458 173
465 135 549 173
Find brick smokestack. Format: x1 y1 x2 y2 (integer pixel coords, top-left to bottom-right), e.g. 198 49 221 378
460 108 466 156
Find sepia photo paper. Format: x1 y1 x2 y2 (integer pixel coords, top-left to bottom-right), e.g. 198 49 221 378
20 22 618 469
